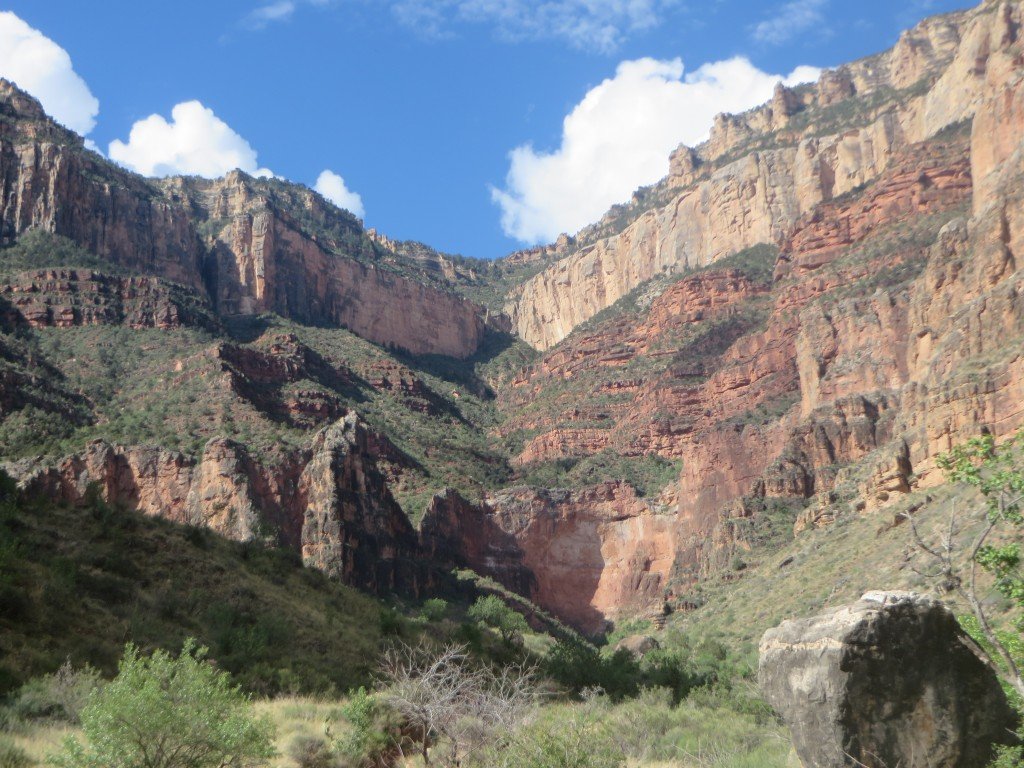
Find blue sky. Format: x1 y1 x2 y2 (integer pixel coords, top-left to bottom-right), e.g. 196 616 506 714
1 0 968 258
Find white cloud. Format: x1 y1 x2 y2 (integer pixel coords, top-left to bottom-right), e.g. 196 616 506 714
108 101 273 178
242 1 297 30
391 0 675 52
0 11 99 135
752 0 827 45
492 56 821 244
315 170 365 219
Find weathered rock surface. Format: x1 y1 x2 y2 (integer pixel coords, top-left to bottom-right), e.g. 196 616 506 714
759 591 1016 768
504 1 1019 350
0 80 486 358
6 413 422 594
421 483 678 634
0 268 215 330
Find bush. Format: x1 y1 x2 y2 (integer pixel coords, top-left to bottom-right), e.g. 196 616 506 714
421 598 448 622
288 734 338 768
1 660 101 729
468 596 528 647
489 694 620 768
544 640 639 701
48 639 276 768
333 687 401 767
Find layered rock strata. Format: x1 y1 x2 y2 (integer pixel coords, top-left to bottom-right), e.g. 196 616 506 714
0 81 486 358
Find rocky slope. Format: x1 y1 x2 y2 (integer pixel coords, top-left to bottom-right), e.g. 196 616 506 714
5 412 426 595
420 0 1024 630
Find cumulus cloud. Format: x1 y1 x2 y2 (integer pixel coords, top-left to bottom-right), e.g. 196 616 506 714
391 0 675 52
752 0 828 45
315 170 365 219
0 11 99 135
108 101 273 178
492 56 820 244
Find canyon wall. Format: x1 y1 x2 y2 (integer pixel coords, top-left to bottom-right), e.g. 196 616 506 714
484 0 1024 625
421 483 679 634
0 81 486 358
504 1 1014 350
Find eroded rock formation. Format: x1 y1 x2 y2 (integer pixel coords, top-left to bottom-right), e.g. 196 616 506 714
5 413 422 594
421 483 678 634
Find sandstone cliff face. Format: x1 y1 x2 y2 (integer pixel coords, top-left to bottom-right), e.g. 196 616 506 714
504 1 1018 350
6 413 422 594
421 483 678 634
0 81 486 358
0 268 215 330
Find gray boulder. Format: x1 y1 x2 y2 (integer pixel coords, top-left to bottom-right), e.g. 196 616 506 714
759 591 1016 768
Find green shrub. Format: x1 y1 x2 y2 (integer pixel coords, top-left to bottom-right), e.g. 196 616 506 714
468 596 528 647
421 598 448 622
490 695 620 768
48 639 276 768
1 660 100 729
288 734 339 768
335 687 400 767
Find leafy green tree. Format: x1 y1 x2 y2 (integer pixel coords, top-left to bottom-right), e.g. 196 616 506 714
49 639 276 768
468 596 528 647
906 430 1024 698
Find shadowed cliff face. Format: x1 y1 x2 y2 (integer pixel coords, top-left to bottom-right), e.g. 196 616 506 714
421 483 679 634
0 82 486 359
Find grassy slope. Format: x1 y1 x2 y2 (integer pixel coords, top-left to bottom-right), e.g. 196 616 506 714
0 489 384 696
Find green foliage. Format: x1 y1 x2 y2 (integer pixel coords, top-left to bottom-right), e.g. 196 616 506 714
545 635 750 704
491 695 621 768
515 451 681 498
485 686 789 768
939 431 1024 630
48 639 276 768
334 687 400 767
0 231 113 278
468 596 529 646
0 661 100 730
0 488 382 697
421 598 449 623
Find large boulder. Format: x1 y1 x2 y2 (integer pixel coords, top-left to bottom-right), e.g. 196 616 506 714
759 591 1016 768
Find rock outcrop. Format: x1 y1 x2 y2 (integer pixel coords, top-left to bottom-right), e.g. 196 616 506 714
0 268 215 330
759 591 1016 768
6 413 422 594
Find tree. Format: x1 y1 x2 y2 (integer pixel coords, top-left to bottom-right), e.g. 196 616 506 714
377 641 537 767
904 430 1024 699
49 639 276 768
467 596 529 647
